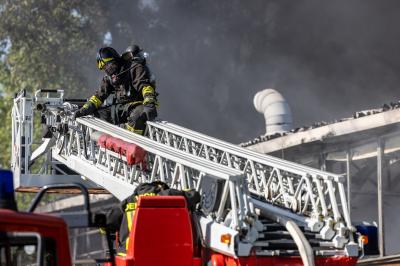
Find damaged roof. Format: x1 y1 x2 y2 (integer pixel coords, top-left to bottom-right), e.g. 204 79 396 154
241 101 400 154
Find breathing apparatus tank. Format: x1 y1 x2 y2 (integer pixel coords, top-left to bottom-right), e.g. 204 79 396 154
122 44 155 87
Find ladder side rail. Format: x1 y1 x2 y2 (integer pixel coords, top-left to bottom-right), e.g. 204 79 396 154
147 121 343 180
148 121 351 226
146 121 350 234
63 117 324 229
54 118 271 257
41 101 352 248
34 97 359 257
60 118 256 223
146 121 347 190
24 94 360 258
11 92 33 178
72 117 335 233
148 123 348 196
22 96 32 175
77 118 244 179
11 98 22 183
148 121 349 223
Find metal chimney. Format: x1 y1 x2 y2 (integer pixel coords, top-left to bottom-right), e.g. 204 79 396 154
253 88 293 135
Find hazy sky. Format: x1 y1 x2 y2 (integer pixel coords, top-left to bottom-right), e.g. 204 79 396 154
87 1 400 143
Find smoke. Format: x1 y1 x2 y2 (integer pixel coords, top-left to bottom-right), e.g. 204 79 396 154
73 1 400 254
85 0 400 143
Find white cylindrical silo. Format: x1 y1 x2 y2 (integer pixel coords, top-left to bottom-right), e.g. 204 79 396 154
253 88 293 135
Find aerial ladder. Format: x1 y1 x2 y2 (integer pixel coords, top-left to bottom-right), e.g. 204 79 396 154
11 89 362 265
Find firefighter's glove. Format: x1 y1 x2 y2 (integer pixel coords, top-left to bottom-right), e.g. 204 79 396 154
99 227 107 235
72 103 96 120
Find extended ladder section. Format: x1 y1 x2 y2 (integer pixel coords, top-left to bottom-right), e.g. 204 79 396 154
11 90 361 263
145 122 354 240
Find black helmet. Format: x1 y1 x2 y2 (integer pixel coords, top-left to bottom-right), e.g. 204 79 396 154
121 44 144 62
126 44 141 56
96 47 121 70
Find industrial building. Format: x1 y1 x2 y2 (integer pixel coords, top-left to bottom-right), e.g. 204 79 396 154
243 89 400 263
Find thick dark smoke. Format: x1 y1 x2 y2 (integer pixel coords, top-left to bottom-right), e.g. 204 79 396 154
86 0 400 143
71 1 400 255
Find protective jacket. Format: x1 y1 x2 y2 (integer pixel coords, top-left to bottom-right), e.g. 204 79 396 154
78 57 158 134
89 59 157 110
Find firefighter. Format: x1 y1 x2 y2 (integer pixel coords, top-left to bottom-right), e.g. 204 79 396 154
103 181 200 255
73 46 158 135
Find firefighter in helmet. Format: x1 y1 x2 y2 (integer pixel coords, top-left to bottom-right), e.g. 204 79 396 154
74 45 158 135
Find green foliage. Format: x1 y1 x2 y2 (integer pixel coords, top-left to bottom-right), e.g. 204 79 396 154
0 1 108 95
0 93 12 168
0 1 112 210
15 192 35 211
0 1 109 169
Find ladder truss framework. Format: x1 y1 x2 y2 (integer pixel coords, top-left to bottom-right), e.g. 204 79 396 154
11 90 361 259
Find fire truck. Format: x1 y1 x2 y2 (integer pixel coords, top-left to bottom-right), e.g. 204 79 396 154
0 169 116 265
2 89 374 265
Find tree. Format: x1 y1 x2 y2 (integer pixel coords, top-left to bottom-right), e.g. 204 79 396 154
0 0 110 168
0 1 110 94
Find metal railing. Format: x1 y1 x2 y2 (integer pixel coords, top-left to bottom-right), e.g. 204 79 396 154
146 121 354 245
50 115 265 257
11 90 359 257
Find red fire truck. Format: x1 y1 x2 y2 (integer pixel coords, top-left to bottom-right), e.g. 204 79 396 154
0 169 116 266
2 168 363 266
6 90 369 265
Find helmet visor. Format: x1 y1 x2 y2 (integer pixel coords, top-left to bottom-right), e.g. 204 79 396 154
96 55 115 70
97 59 105 70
